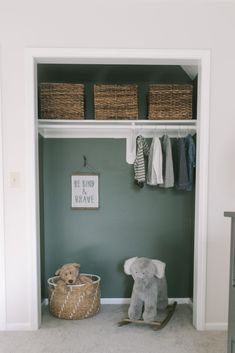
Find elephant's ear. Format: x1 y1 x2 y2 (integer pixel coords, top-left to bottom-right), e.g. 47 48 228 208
152 260 166 279
124 257 138 275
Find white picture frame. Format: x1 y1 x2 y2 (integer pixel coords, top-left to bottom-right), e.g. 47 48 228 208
71 173 99 209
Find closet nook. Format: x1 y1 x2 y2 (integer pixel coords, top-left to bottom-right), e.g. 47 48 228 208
37 59 201 327
21 47 211 330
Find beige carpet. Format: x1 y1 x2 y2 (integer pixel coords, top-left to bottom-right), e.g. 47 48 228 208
0 305 227 353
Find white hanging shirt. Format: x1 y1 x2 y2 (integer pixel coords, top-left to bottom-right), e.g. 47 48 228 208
147 137 163 186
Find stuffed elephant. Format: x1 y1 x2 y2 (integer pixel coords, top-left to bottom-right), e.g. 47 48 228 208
124 257 168 322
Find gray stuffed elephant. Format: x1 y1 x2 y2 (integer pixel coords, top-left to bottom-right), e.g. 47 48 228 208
124 257 168 322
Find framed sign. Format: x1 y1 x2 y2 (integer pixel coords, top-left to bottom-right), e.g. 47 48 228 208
71 173 99 209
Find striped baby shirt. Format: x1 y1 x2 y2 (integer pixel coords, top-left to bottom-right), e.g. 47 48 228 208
134 135 150 187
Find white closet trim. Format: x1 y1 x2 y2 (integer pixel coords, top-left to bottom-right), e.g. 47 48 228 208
24 48 210 331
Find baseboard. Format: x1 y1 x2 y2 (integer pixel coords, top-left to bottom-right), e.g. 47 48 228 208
101 298 193 305
6 322 33 331
205 322 228 331
43 297 192 305
101 298 131 304
42 298 49 306
168 298 192 305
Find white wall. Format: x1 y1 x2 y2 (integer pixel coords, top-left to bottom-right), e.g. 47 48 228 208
0 50 6 330
0 0 235 329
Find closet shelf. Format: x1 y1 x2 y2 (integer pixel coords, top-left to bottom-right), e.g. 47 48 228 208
38 119 197 139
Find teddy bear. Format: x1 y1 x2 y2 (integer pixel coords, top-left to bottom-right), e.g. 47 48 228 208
124 257 168 322
55 262 92 293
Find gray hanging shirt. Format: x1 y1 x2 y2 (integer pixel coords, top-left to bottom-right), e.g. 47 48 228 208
173 138 189 191
185 134 196 191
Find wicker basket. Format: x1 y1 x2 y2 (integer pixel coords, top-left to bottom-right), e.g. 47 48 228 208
40 83 84 120
148 84 193 120
94 84 138 120
47 274 101 320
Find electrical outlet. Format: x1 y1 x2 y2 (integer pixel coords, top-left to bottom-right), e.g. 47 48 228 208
9 172 20 188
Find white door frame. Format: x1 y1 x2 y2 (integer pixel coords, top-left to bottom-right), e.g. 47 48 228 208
24 48 211 330
0 51 6 331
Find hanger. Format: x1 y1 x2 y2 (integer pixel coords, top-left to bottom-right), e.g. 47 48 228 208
83 155 87 168
78 155 98 174
177 127 181 139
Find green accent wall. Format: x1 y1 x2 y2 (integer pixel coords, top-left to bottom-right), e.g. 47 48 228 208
38 63 196 300
39 138 195 299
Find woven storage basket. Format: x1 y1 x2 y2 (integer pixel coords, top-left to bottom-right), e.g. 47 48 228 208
148 84 193 120
40 83 84 120
94 84 138 120
48 274 101 320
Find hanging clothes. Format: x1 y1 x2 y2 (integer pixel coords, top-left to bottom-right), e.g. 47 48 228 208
173 137 189 191
147 137 163 186
185 134 196 191
134 135 150 188
160 135 174 188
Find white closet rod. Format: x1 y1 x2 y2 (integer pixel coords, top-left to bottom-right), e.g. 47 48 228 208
132 125 196 130
38 120 197 129
131 125 196 138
